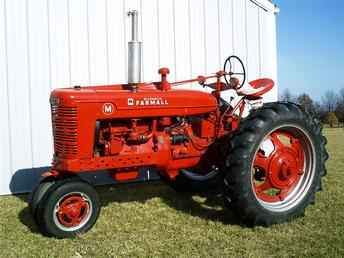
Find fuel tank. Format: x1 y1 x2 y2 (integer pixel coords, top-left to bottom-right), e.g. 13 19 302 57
50 82 217 119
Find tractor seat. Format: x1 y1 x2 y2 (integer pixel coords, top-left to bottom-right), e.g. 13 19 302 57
238 78 274 98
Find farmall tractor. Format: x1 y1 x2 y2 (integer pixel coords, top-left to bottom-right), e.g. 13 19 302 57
29 11 328 238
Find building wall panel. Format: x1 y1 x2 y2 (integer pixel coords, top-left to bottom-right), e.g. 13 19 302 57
0 0 278 194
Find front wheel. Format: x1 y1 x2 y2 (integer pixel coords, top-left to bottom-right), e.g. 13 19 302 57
222 102 328 226
29 180 55 218
36 178 100 238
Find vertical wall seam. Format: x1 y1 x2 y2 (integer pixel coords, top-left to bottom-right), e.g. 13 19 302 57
203 0 207 74
46 0 53 91
139 0 144 81
46 0 53 161
67 0 72 85
86 0 91 85
217 0 221 68
231 0 234 53
187 0 192 78
123 0 127 80
156 0 161 67
273 11 278 97
244 0 249 80
25 0 34 168
172 0 177 79
3 0 13 175
258 8 262 77
104 0 110 84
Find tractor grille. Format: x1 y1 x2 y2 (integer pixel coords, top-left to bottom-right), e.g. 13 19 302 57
51 103 78 156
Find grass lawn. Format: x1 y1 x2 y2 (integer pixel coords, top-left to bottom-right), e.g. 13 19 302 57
0 129 344 258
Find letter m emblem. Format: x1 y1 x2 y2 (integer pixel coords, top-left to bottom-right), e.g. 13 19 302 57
102 103 114 115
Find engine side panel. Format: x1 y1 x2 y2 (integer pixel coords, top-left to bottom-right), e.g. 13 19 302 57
50 84 219 179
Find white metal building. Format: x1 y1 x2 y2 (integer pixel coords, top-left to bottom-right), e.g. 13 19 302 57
0 0 278 195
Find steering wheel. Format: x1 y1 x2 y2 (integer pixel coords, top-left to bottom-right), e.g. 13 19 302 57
223 55 246 89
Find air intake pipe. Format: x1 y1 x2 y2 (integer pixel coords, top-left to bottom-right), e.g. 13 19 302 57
127 10 142 89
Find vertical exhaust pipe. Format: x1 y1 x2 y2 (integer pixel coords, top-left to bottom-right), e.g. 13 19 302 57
127 10 142 89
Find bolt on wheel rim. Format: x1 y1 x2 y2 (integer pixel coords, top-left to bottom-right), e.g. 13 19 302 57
53 192 93 231
252 125 316 212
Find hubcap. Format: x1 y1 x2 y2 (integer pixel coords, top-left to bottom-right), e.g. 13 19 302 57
53 192 92 231
252 126 315 211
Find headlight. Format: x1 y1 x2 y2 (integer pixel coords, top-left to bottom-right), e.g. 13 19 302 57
50 96 60 105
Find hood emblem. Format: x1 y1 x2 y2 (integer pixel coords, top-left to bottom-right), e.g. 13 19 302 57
127 97 169 106
102 103 115 115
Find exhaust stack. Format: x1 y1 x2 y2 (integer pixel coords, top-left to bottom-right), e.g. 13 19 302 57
127 10 142 88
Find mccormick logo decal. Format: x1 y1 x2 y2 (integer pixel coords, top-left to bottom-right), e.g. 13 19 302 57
127 97 169 106
102 103 115 115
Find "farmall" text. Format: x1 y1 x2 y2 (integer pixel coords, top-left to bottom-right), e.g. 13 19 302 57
127 97 169 106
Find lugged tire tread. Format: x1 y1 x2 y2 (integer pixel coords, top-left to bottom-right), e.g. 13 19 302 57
36 178 100 238
221 102 328 226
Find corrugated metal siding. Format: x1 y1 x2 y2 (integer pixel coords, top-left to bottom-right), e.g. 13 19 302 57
0 0 277 195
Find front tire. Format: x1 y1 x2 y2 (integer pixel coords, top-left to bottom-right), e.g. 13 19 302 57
222 102 328 226
36 178 100 238
29 180 55 218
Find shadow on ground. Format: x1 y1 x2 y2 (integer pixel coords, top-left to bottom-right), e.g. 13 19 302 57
99 181 240 225
14 180 240 235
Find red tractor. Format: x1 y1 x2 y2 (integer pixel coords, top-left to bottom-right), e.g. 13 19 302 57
29 11 328 238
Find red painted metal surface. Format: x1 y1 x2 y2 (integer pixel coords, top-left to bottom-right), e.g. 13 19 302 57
56 194 90 228
247 78 274 97
158 67 171 91
48 68 274 182
253 131 305 203
112 171 140 181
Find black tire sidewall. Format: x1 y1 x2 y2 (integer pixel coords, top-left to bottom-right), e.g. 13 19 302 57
251 122 319 220
29 180 55 217
37 179 100 238
223 103 324 225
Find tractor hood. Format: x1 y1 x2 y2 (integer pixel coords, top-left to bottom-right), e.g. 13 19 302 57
50 83 217 118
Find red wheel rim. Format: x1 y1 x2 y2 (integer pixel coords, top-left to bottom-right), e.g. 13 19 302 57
55 193 91 229
253 130 306 203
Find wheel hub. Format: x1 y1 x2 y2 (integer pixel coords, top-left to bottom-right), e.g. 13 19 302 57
269 148 301 188
57 195 90 228
253 130 305 203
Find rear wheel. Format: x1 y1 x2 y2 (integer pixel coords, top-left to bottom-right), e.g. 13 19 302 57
222 102 328 226
36 178 100 238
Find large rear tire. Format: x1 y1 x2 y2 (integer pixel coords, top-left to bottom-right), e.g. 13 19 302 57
222 102 328 226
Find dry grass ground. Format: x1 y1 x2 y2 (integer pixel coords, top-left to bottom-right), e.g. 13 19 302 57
0 129 343 258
